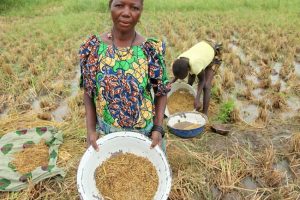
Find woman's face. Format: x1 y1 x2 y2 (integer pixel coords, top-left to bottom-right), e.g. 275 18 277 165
110 0 143 32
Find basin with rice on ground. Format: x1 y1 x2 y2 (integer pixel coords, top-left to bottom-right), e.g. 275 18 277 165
166 82 207 138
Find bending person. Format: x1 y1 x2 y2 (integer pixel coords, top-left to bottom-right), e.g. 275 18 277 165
171 40 222 116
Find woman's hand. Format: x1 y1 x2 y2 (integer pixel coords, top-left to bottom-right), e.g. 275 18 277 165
150 131 162 149
87 132 99 151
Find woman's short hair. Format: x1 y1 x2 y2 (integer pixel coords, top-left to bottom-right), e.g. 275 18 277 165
172 58 189 79
109 0 144 8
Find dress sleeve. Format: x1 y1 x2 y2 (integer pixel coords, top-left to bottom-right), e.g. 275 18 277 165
79 35 100 97
143 38 171 96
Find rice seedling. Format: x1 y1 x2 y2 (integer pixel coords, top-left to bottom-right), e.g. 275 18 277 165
216 100 235 123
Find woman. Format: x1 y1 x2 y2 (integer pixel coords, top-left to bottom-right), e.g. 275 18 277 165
79 0 171 151
171 41 222 116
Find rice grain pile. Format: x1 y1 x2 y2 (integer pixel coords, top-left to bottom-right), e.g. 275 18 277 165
95 153 158 200
12 140 49 174
173 121 201 130
167 89 194 114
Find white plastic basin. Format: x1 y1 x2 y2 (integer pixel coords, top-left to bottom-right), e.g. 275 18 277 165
77 131 172 200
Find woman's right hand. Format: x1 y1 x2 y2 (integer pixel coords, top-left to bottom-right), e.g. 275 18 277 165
87 132 99 151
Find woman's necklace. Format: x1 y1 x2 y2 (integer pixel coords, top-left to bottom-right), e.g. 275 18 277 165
111 31 137 59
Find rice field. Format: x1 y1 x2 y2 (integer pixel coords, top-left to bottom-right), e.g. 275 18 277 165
0 0 300 199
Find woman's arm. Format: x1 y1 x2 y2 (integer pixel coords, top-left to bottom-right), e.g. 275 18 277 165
84 92 99 151
150 94 167 148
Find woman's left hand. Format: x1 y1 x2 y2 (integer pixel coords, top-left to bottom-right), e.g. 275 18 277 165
150 131 162 148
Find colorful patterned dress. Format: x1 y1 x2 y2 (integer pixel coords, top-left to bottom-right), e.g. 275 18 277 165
79 35 171 134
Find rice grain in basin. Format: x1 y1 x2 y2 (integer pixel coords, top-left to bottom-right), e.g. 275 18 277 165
95 152 158 200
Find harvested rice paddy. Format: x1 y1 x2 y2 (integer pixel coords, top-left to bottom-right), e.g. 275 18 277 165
95 153 158 200
11 140 49 175
167 89 195 115
0 0 300 199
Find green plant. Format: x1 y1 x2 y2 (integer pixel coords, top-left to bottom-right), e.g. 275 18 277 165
217 100 235 123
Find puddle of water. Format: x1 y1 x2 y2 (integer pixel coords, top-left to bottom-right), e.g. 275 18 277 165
218 63 225 76
52 101 68 122
235 81 247 91
294 61 300 77
252 88 264 100
271 74 280 85
280 96 300 119
249 61 261 74
241 177 258 190
270 62 282 85
274 159 293 179
235 82 247 98
0 108 8 119
234 131 268 150
228 43 247 63
271 129 293 151
239 104 259 124
273 62 282 74
286 96 300 108
211 185 221 199
32 99 41 113
230 35 239 44
70 69 81 97
280 80 287 91
223 191 243 200
51 69 80 122
246 74 260 85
